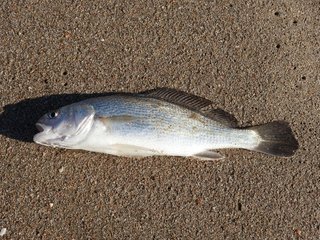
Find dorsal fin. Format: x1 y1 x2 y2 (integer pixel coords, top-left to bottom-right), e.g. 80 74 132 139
142 88 212 110
202 108 238 127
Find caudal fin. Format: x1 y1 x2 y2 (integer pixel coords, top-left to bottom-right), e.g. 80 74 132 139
249 121 299 157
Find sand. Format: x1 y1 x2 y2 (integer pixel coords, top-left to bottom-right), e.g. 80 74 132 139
0 1 319 239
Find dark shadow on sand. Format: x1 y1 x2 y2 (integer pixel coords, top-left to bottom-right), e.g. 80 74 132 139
0 92 121 143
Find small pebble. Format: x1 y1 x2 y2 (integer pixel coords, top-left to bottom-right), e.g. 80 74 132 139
0 228 7 237
49 203 54 208
58 166 65 173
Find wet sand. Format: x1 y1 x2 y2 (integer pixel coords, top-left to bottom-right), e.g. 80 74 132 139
0 1 319 239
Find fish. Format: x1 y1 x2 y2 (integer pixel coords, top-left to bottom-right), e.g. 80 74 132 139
33 88 299 160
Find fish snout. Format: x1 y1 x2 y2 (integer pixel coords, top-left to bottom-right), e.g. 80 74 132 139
34 123 53 145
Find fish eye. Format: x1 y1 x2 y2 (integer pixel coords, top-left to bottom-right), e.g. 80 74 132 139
48 111 59 119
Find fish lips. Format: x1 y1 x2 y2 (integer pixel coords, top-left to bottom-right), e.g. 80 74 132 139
35 123 52 133
35 123 50 132
33 123 53 145
33 123 71 147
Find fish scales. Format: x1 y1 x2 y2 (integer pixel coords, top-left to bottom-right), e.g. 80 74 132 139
34 88 299 159
88 96 232 149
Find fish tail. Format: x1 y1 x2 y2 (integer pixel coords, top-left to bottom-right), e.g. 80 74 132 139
248 121 299 157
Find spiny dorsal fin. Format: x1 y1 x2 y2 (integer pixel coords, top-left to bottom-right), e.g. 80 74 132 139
202 108 238 127
142 88 212 110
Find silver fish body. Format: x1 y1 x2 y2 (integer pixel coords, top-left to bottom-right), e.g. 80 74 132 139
34 89 298 159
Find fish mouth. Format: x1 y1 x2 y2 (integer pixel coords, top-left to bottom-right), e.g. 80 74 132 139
35 123 51 133
33 123 53 145
34 124 69 147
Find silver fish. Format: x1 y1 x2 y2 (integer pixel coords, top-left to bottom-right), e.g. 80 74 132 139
33 88 299 160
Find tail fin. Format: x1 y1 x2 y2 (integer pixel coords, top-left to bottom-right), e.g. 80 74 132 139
249 121 299 157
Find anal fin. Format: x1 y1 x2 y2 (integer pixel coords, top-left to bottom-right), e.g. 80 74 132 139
193 150 224 160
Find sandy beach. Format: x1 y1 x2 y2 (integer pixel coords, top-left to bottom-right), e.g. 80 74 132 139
0 1 319 239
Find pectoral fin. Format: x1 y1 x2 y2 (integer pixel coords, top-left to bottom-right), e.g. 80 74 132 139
193 150 224 160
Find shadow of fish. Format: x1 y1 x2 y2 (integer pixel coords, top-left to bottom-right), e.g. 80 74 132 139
33 88 299 160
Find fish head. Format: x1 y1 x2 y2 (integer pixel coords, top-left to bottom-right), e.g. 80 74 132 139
33 103 95 148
